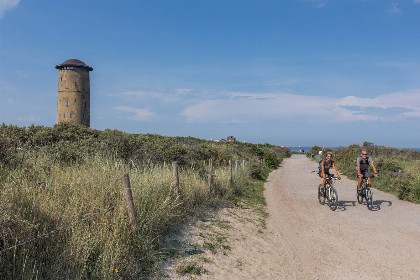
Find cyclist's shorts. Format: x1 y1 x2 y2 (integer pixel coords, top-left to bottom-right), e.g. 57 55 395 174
356 170 369 178
320 171 331 178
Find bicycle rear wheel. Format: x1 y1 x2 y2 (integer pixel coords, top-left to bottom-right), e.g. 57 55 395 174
328 187 338 211
366 188 374 210
318 184 325 205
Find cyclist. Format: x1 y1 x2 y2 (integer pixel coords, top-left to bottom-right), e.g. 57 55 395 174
356 150 378 195
320 152 341 194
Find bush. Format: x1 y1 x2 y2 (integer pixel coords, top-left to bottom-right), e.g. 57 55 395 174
251 163 269 180
375 157 402 172
396 175 420 203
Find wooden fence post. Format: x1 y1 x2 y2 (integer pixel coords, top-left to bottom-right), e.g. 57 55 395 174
172 161 179 197
235 160 238 173
242 159 245 171
248 158 252 174
229 160 232 187
208 159 213 195
123 174 138 235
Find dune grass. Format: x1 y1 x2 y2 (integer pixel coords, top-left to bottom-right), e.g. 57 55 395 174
1 151 272 279
1 123 289 279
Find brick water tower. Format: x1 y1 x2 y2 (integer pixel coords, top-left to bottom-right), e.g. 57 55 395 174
55 59 93 127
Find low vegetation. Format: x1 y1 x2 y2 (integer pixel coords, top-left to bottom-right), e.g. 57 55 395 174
0 123 290 279
307 143 420 203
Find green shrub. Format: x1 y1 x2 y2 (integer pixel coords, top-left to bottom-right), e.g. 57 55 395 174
396 175 420 203
251 163 269 180
375 157 402 172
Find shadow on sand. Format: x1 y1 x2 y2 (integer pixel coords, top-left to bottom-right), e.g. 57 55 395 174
370 199 393 211
336 200 357 211
335 199 393 212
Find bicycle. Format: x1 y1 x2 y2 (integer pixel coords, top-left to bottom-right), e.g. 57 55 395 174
318 174 339 211
357 176 374 210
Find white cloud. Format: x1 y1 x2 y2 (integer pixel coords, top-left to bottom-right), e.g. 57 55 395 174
176 88 194 94
17 114 40 122
389 2 401 14
16 70 28 77
270 77 303 86
306 0 327 8
110 89 186 103
182 89 420 124
114 106 155 121
116 90 148 97
336 90 420 112
0 0 20 18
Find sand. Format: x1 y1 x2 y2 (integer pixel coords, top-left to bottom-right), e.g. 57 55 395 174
161 154 420 279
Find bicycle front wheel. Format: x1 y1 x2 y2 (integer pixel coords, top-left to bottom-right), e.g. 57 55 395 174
318 184 325 205
329 187 338 211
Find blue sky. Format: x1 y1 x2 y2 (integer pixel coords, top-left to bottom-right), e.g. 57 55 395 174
1 0 420 148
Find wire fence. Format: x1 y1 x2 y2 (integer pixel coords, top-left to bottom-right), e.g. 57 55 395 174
1 178 122 190
0 159 260 255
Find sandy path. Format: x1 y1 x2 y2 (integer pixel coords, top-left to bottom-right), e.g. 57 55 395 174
163 154 420 279
264 154 420 279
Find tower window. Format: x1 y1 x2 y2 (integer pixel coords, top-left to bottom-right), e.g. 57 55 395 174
74 82 78 87
83 113 85 119
70 113 72 118
60 76 62 81
66 100 69 107
63 113 65 118
84 101 87 108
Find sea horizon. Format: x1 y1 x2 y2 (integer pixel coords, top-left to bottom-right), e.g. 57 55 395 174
287 146 420 152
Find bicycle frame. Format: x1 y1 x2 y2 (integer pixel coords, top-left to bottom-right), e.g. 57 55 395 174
326 176 337 195
361 176 370 189
357 176 374 210
318 175 338 211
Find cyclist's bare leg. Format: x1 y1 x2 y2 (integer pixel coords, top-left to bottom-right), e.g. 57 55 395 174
322 178 327 189
357 175 363 191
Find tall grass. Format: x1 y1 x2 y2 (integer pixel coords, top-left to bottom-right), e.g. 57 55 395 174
1 143 274 279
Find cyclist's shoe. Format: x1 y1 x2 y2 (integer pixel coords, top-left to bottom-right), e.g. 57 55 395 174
357 189 362 196
320 188 325 195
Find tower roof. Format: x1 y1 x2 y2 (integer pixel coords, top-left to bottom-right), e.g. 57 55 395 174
55 59 93 71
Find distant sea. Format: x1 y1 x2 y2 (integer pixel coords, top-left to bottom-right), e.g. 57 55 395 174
287 147 312 152
287 146 420 152
405 148 420 151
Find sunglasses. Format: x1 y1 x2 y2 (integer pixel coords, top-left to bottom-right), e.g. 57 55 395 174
362 153 367 155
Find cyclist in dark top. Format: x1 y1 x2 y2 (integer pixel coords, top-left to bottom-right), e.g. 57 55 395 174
320 152 341 194
356 150 378 194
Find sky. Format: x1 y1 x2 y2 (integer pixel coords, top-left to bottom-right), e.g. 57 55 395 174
0 0 420 148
